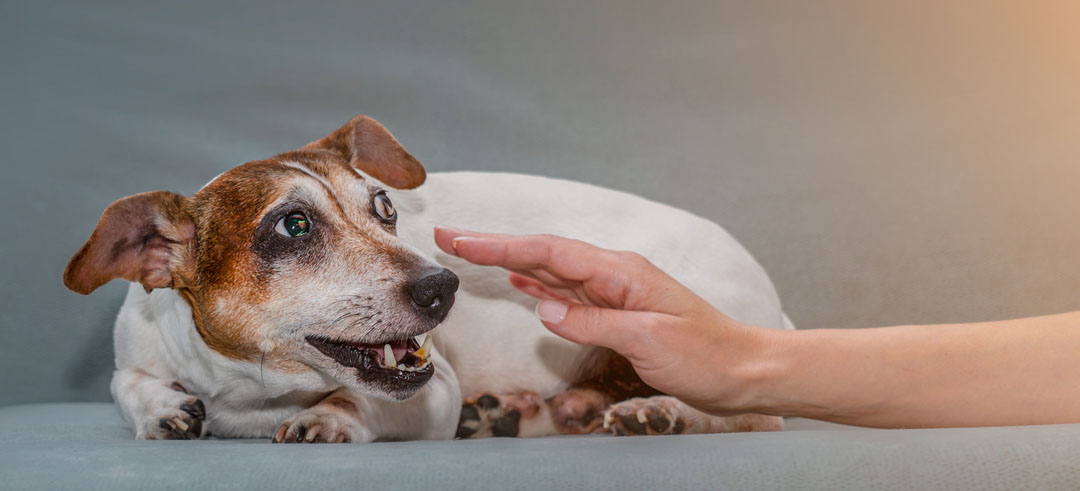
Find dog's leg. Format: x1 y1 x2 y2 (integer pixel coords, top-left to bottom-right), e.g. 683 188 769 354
456 391 783 437
456 348 781 438
275 348 462 443
111 368 206 440
603 396 783 435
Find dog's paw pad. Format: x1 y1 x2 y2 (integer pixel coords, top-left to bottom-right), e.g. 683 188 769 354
548 388 612 434
457 392 539 439
145 396 205 440
273 409 367 444
603 397 685 436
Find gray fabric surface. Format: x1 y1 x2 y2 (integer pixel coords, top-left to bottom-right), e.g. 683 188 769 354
2 403 1079 490
6 0 1080 406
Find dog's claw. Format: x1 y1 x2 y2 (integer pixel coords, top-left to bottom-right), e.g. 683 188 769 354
604 397 684 436
139 381 206 440
273 425 288 443
154 403 203 440
305 425 322 442
273 408 366 444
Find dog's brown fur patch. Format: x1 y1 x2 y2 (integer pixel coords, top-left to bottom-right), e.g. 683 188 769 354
571 348 662 401
64 191 195 295
542 348 663 434
302 115 425 190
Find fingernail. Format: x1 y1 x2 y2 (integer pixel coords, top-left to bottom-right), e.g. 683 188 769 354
450 236 475 252
535 300 568 324
435 225 466 235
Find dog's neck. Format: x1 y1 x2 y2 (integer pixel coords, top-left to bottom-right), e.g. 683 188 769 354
123 285 336 407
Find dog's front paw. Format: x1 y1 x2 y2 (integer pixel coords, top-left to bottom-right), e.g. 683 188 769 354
273 408 371 444
139 384 206 440
603 396 685 436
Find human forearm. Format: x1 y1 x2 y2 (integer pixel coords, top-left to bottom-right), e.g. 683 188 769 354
743 312 1080 428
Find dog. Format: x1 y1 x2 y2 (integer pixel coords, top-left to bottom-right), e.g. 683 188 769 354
63 115 792 442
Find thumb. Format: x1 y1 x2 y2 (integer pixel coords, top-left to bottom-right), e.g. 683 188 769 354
534 299 660 356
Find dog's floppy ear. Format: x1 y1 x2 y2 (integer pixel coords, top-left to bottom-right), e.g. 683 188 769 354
64 191 195 295
303 115 426 189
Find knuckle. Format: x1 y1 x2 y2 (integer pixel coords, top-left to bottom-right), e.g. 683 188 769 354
630 313 676 349
632 314 662 340
616 250 651 268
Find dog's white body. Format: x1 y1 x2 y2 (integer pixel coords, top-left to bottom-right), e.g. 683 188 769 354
396 172 792 396
111 171 790 440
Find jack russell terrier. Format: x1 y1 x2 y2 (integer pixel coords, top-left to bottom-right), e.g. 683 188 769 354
64 115 792 442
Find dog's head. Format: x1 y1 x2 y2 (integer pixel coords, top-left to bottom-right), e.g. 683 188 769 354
64 115 457 400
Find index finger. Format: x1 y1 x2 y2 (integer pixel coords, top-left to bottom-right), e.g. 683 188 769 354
433 227 618 283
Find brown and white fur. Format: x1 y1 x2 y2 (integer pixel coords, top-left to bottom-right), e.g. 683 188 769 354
64 115 792 442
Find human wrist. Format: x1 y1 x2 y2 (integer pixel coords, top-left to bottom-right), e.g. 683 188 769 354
725 322 798 415
682 312 795 416
737 328 860 420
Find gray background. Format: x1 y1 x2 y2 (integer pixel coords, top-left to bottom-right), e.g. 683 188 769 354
4 0 1080 405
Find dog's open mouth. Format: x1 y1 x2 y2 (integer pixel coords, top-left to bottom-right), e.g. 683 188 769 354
305 334 435 388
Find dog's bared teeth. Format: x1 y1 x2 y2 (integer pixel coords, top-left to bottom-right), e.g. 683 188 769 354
384 343 397 369
398 359 428 373
414 334 433 361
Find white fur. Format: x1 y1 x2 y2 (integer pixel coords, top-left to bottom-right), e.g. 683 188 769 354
111 171 791 440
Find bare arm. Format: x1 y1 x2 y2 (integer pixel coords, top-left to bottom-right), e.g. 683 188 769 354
435 226 1080 428
755 313 1080 428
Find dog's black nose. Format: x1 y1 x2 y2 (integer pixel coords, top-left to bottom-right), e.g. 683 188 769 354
406 268 458 321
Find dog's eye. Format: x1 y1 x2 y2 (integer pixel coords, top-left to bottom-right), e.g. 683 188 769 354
275 212 310 237
373 193 396 223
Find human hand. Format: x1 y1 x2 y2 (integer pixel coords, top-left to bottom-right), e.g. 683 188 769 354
433 227 775 414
